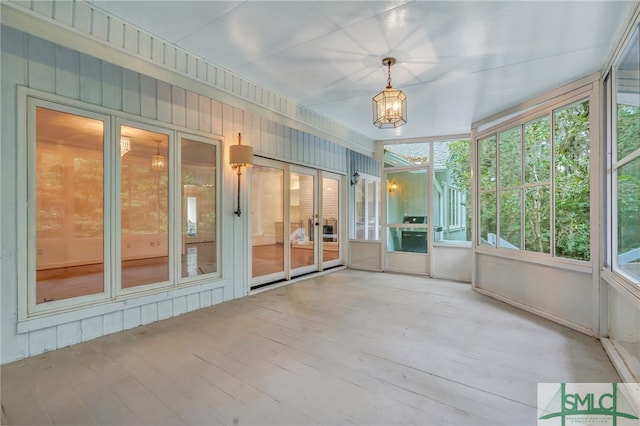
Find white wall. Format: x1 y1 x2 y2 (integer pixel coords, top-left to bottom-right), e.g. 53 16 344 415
432 246 472 282
0 2 364 363
475 253 594 334
601 272 640 382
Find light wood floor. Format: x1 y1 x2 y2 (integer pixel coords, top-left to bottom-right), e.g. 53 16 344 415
1 270 620 425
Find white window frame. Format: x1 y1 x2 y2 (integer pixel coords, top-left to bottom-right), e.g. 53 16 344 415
18 89 223 321
611 24 640 287
474 85 596 271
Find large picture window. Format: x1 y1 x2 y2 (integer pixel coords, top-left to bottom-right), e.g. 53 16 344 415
613 25 640 284
477 97 591 262
27 99 220 316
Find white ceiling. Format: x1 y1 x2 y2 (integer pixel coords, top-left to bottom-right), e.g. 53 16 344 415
87 1 634 141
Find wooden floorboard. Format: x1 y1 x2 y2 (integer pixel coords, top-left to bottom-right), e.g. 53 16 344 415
1 269 620 425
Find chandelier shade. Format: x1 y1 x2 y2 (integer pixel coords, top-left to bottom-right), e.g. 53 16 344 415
372 57 407 128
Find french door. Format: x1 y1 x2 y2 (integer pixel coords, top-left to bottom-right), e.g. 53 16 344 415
250 160 342 289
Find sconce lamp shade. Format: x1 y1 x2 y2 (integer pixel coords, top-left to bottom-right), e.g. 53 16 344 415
373 88 407 128
229 144 254 169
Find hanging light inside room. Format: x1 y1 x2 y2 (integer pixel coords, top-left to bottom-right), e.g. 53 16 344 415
372 57 407 128
120 136 131 157
150 141 166 171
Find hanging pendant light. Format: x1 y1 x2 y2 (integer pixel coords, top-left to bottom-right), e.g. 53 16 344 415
151 141 166 171
372 57 407 128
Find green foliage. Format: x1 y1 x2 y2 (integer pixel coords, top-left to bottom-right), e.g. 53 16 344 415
617 104 640 160
445 139 472 240
554 99 591 261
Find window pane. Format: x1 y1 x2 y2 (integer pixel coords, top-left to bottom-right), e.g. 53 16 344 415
499 189 521 249
479 135 497 191
354 179 365 239
387 170 427 225
366 180 380 240
36 107 104 304
616 27 640 160
479 191 497 246
181 138 216 278
291 172 315 270
434 139 471 243
251 166 284 278
387 227 427 253
617 156 640 282
121 126 169 288
524 186 551 253
498 126 522 188
525 116 551 183
353 177 380 241
383 142 430 167
554 99 590 261
322 176 340 262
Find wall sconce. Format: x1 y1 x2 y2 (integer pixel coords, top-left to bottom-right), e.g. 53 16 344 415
350 171 360 186
229 132 253 217
120 136 131 157
150 141 166 171
388 181 398 193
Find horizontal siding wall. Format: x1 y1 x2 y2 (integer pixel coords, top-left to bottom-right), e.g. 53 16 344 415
0 22 358 363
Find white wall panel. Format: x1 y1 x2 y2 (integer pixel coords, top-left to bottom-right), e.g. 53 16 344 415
157 300 173 321
432 246 472 282
156 80 172 123
475 253 593 333
173 296 187 316
80 54 102 104
102 62 122 110
29 327 57 356
349 241 382 271
122 68 140 115
187 293 200 312
57 322 81 348
141 304 158 325
140 75 157 119
28 37 55 92
55 45 80 99
186 90 199 130
171 86 186 127
139 32 152 60
90 8 108 41
123 25 138 55
81 317 103 342
103 311 124 335
73 1 92 35
198 95 211 134
123 307 142 330
200 290 213 309
54 0 73 27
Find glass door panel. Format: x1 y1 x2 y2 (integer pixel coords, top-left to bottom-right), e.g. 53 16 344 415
322 174 341 266
290 170 317 275
251 164 285 284
385 167 430 275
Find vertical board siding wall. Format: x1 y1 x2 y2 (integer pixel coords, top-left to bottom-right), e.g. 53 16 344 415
4 0 374 155
1 24 352 364
349 150 381 178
